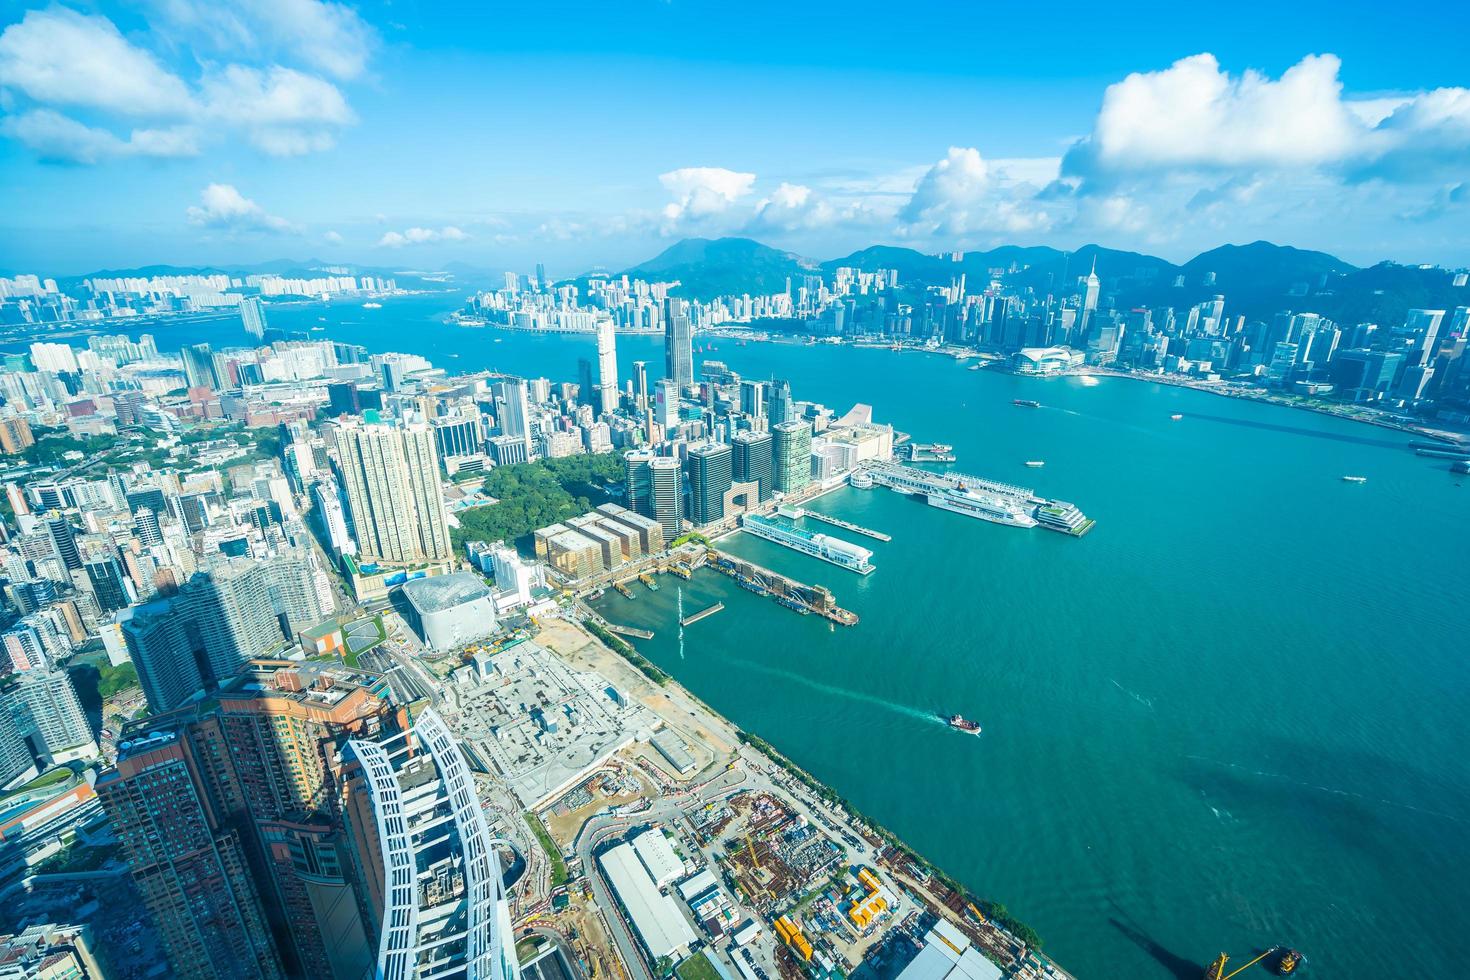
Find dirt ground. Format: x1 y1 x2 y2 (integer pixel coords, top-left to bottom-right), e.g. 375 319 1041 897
535 617 738 767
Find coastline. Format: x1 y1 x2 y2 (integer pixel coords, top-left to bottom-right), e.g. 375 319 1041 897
568 613 1068 979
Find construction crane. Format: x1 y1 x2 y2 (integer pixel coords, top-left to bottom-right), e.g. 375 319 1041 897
1203 948 1279 980
745 829 761 870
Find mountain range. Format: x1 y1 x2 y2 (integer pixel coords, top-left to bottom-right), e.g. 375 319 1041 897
602 237 1466 325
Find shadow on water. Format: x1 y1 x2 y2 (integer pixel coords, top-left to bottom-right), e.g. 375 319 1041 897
1108 914 1203 980
1182 412 1407 450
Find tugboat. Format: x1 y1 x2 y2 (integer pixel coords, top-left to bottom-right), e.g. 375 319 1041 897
1013 398 1041 408
944 713 982 735
1275 949 1303 975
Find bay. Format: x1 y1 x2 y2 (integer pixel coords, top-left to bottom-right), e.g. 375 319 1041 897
41 293 1470 979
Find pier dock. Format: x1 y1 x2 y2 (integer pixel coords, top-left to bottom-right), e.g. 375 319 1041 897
800 509 892 541
601 621 654 640
680 602 725 626
706 548 859 626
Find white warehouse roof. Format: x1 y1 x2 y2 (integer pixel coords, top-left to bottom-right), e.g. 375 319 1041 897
599 843 697 960
896 922 1002 980
631 828 684 888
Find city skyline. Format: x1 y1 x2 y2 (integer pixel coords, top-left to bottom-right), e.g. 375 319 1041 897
2 0 1469 274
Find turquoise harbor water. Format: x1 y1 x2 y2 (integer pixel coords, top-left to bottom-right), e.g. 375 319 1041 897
36 295 1470 979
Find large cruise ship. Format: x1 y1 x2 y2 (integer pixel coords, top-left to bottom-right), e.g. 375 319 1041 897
740 514 875 574
928 484 1038 527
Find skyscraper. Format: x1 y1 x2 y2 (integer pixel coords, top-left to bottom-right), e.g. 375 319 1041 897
731 429 774 502
686 442 733 526
596 318 618 414
0 669 97 783
332 418 451 565
99 664 393 980
96 728 286 980
497 378 533 445
767 380 793 425
647 456 683 539
125 552 328 712
345 709 519 980
631 360 649 410
239 297 268 339
664 298 693 388
180 343 221 390
772 419 813 494
1078 257 1101 339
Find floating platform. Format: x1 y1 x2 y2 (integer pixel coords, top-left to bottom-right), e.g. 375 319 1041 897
706 549 858 626
801 509 892 542
602 621 654 640
680 602 724 626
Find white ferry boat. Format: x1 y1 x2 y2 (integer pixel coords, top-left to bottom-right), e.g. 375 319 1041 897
927 485 1038 528
740 514 875 573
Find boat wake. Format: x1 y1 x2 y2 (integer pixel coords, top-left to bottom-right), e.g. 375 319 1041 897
719 655 942 727
1111 678 1155 709
1184 755 1469 826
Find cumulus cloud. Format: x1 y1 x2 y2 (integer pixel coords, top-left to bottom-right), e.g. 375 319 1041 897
898 147 1052 236
659 167 756 222
0 3 367 162
1 108 197 163
376 226 470 247
1063 52 1470 187
322 229 344 244
186 183 295 232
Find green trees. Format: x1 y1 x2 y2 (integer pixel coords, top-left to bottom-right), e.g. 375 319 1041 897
452 452 623 549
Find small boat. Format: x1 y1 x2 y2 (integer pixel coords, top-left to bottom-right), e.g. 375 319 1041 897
1013 398 1041 408
1342 475 1367 483
943 713 982 735
362 302 383 309
1170 413 1184 420
1275 949 1303 975
1025 460 1045 468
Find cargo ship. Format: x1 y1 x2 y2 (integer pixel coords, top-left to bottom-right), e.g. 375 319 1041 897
944 713 982 735
1013 398 1041 408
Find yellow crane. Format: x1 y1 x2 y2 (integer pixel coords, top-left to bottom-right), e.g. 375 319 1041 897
745 829 760 870
1203 948 1278 980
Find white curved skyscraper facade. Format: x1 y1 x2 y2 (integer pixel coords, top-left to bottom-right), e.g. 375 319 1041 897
348 709 518 980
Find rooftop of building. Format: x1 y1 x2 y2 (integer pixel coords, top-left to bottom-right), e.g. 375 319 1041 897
401 571 492 613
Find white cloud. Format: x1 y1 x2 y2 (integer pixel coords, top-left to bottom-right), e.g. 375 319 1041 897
149 0 377 80
898 147 1051 236
1064 53 1470 186
0 109 197 163
0 5 367 162
659 167 757 222
322 229 343 244
186 183 294 232
0 7 195 116
376 226 470 247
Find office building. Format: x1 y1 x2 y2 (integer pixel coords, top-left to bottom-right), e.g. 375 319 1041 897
240 297 268 339
344 709 519 980
686 442 732 526
664 298 693 388
732 430 774 502
772 420 813 494
180 343 221 390
332 418 451 565
432 412 481 459
631 360 649 409
0 416 34 455
654 378 680 429
596 319 619 414
497 378 533 445
625 451 682 539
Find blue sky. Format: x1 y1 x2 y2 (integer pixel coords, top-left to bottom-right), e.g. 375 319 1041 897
1 0 1468 275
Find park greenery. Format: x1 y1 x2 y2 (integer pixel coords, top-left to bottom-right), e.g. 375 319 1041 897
524 811 569 887
453 452 624 550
